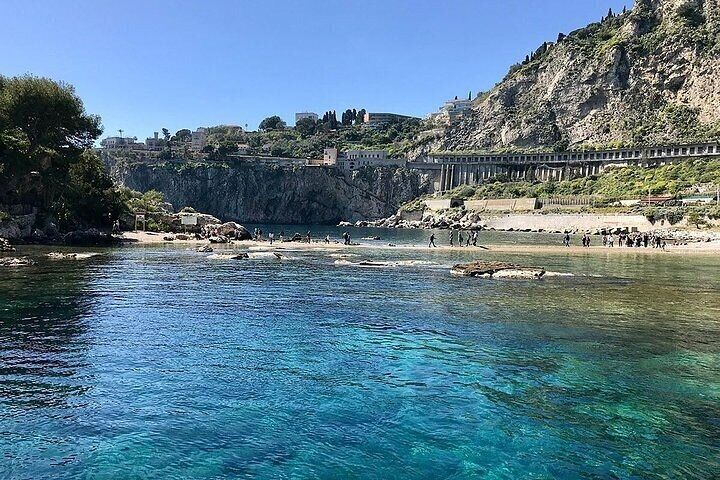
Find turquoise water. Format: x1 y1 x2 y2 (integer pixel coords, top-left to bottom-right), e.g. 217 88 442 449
1 228 720 479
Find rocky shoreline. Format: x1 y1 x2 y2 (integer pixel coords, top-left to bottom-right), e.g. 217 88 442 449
347 208 720 245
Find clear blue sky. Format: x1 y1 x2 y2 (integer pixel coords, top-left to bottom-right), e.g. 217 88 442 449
1 0 630 139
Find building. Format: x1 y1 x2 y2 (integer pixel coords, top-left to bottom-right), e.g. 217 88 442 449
145 132 164 151
363 112 419 128
322 148 338 166
191 128 208 152
100 136 139 149
295 112 319 123
429 96 474 124
336 149 406 171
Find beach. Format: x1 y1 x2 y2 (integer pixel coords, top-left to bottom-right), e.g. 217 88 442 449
119 229 720 255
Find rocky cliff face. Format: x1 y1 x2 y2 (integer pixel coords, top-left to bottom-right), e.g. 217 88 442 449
111 161 432 224
418 0 720 155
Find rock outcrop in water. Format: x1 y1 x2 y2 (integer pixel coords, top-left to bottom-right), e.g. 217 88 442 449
413 0 720 156
111 161 432 224
451 261 546 279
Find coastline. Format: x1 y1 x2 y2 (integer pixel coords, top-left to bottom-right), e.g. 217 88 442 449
118 230 720 255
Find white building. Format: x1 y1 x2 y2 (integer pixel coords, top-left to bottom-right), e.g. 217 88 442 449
363 112 419 128
295 112 319 123
191 127 208 152
100 135 145 150
336 149 406 171
429 97 474 124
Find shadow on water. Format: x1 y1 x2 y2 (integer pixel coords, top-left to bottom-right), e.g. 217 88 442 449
0 254 102 409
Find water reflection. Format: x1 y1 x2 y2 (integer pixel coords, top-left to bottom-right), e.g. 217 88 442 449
0 239 719 478
0 257 98 408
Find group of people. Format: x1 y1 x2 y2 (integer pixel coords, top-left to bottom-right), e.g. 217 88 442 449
428 230 479 248
563 232 667 250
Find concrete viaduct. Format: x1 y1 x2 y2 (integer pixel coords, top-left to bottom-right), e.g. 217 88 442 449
408 142 720 193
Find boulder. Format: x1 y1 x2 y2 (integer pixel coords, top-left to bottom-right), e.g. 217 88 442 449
451 261 545 279
217 222 252 240
196 244 213 252
208 235 229 244
63 229 114 246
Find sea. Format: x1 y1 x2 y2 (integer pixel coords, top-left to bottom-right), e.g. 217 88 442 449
1 227 719 479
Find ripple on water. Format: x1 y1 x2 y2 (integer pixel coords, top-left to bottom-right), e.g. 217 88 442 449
1 241 720 478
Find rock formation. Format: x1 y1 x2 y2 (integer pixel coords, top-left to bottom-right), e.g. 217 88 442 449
111 161 432 224
415 0 720 155
451 261 546 279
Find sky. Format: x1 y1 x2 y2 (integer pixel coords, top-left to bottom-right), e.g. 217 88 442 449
1 0 631 139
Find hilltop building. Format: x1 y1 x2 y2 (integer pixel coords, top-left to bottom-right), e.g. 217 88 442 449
100 136 142 149
295 112 319 123
145 132 164 151
191 128 208 152
363 112 419 128
429 96 474 124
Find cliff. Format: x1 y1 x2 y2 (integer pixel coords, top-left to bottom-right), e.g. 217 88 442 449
418 0 720 155
110 160 432 224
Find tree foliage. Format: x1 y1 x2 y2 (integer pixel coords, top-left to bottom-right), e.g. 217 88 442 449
0 75 138 231
259 116 287 131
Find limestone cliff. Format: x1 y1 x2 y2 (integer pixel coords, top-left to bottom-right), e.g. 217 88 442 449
418 0 720 155
111 161 432 224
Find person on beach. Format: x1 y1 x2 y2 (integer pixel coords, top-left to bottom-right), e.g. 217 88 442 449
306 231 312 243
449 230 454 247
429 233 436 248
269 232 274 245
325 234 330 244
458 231 464 247
602 235 607 247
608 234 614 247
465 232 471 247
472 231 478 246
563 233 570 247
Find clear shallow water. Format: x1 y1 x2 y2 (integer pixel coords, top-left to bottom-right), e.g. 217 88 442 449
1 228 720 479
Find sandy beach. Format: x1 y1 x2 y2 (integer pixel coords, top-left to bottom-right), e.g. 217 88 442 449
119 230 720 255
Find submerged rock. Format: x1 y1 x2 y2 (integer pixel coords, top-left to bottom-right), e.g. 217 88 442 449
46 252 99 260
207 252 249 260
196 244 213 252
0 257 35 267
451 261 545 279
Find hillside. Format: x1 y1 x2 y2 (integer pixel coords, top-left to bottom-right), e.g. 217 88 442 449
416 0 720 155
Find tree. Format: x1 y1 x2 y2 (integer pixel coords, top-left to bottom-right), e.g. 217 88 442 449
173 128 192 142
687 210 707 229
161 128 172 157
295 117 317 137
0 74 102 208
55 151 125 229
355 109 366 125
259 116 286 131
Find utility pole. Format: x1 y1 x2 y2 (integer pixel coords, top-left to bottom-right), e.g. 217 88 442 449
118 129 124 138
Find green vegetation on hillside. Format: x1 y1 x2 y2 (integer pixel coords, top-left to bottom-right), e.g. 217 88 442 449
200 116 425 159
